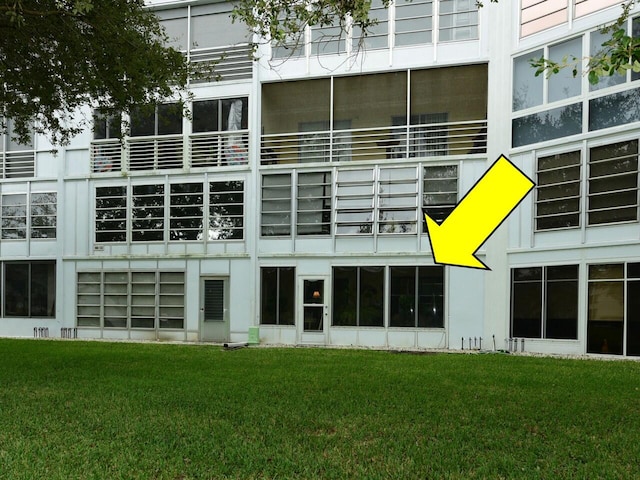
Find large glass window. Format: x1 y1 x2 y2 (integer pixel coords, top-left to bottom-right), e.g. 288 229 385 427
536 151 581 230
588 140 638 225
3 262 55 318
511 265 579 340
390 266 444 328
260 267 295 325
332 267 384 327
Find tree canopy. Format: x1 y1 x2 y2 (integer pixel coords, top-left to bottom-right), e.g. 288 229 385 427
0 0 189 144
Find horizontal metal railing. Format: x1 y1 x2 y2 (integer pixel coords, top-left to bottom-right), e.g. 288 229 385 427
189 130 249 167
3 151 35 178
260 120 487 165
90 139 123 173
127 135 184 171
190 44 253 82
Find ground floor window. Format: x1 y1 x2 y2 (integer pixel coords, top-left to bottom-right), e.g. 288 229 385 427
332 265 444 328
588 263 640 355
260 267 295 325
76 271 184 329
511 265 578 340
2 261 56 317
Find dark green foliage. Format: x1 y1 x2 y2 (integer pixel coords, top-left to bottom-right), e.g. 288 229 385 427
0 0 189 144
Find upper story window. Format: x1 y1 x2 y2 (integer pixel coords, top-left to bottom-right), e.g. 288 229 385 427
95 180 245 244
513 18 640 148
0 192 57 240
533 138 639 231
271 0 479 61
520 0 624 38
261 65 487 165
155 4 252 82
90 97 250 173
1 119 35 179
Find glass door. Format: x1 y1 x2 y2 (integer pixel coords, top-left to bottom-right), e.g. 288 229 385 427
298 277 328 344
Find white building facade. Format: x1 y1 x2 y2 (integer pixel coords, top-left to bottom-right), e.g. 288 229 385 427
0 0 638 357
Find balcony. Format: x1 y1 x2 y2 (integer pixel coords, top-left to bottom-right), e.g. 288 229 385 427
260 120 487 165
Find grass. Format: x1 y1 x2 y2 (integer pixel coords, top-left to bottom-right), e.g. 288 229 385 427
0 340 639 479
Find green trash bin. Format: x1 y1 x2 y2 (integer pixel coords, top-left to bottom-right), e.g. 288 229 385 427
248 326 260 345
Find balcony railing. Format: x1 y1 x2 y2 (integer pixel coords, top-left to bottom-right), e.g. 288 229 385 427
260 120 487 165
90 130 250 173
2 151 36 178
189 130 249 167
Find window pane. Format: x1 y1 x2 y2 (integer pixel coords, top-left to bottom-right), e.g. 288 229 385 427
297 172 331 235
31 192 57 239
130 107 155 137
418 267 444 328
424 165 458 225
548 37 582 102
390 267 416 327
157 104 182 135
439 0 478 42
261 174 292 236
352 0 388 49
279 267 295 325
511 268 542 338
260 268 278 325
157 10 188 51
193 100 219 133
627 280 640 356
191 8 249 49
512 103 582 147
589 88 640 131
332 267 357 326
209 181 244 240
1 194 27 239
395 0 433 46
30 262 56 317
132 184 164 242
590 29 625 91
359 267 384 327
169 183 204 240
536 151 581 230
513 50 543 111
4 263 29 316
588 280 624 354
588 140 638 225
546 265 578 339
95 186 127 242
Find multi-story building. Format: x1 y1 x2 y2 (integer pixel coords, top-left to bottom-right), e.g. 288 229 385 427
1 0 638 357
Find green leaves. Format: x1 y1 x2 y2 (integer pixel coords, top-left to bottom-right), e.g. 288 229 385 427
0 0 190 145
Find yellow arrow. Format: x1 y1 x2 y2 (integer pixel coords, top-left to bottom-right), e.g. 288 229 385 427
424 155 535 270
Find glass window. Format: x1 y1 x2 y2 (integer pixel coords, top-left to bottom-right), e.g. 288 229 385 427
390 266 444 328
332 266 384 327
130 103 182 137
588 140 638 225
511 265 578 340
536 151 581 230
156 9 188 51
423 165 458 226
395 0 433 46
588 264 624 354
439 0 478 42
310 20 346 55
77 272 101 327
378 167 418 234
132 184 164 242
548 37 582 103
589 87 640 131
1 194 27 239
261 174 292 236
513 50 544 111
297 172 331 235
512 103 582 148
30 192 57 239
209 181 244 240
93 110 121 140
169 183 204 241
260 267 295 325
3 262 55 318
352 0 388 50
190 6 249 49
335 169 374 235
95 186 127 243
159 272 185 329
590 29 625 91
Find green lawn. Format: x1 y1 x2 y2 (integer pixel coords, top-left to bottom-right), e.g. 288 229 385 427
1 340 639 479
